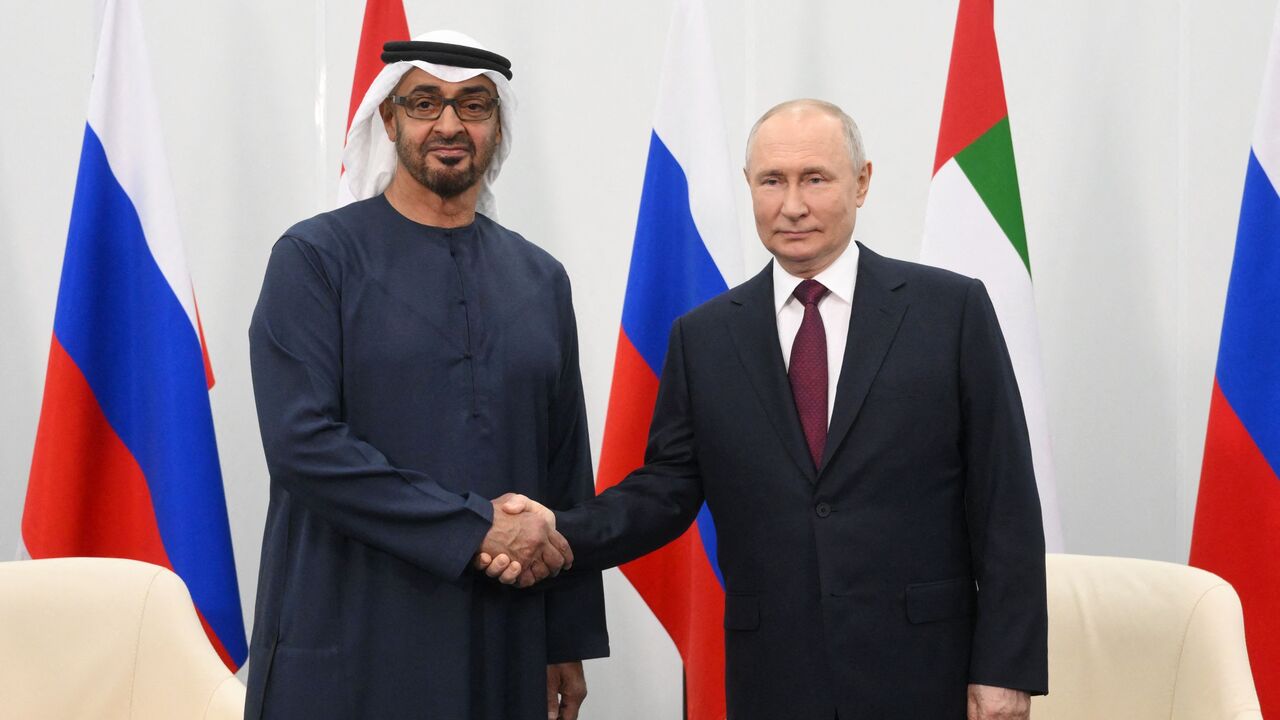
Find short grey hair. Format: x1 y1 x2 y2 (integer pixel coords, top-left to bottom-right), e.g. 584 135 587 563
745 98 868 172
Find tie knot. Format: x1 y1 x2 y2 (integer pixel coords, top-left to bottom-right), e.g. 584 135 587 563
793 278 829 306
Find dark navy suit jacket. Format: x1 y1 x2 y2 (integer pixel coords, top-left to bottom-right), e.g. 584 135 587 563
559 244 1048 719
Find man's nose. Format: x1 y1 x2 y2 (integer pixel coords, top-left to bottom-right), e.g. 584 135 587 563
434 104 465 134
781 185 808 219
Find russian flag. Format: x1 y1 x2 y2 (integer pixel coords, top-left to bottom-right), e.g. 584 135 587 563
595 0 741 716
21 0 247 671
1189 3 1280 715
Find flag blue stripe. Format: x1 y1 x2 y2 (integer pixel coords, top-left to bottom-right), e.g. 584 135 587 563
52 125 247 662
620 130 728 587
621 132 729 374
1217 150 1280 480
694 504 724 587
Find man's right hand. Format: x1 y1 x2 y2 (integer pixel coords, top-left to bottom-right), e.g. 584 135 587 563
475 493 573 588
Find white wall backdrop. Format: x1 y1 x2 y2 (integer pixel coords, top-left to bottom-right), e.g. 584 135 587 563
1 0 1273 716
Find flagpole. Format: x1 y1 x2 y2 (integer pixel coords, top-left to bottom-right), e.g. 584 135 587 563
313 0 328 211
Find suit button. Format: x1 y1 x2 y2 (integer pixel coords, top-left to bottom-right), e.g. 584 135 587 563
815 502 831 518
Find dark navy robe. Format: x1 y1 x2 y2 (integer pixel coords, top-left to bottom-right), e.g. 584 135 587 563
245 195 608 720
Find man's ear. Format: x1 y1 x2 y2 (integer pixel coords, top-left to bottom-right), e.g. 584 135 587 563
855 160 874 207
379 101 397 142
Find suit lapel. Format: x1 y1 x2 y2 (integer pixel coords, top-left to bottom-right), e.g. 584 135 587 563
820 243 908 472
725 264 817 482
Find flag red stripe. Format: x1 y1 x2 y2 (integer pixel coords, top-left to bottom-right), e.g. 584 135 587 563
24 334 172 566
934 0 1009 174
194 293 215 390
620 529 726 718
346 0 410 134
597 331 727 717
23 334 246 672
597 330 660 493
195 607 238 672
1190 381 1280 712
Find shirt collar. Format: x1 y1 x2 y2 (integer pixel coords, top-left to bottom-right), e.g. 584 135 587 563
772 241 860 315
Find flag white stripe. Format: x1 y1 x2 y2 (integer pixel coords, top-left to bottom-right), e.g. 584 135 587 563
651 0 743 287
922 159 1065 552
1253 5 1280 188
85 0 199 336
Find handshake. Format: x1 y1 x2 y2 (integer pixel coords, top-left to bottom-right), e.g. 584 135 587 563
473 493 572 588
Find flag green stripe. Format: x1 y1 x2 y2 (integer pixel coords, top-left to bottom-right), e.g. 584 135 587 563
954 117 1030 274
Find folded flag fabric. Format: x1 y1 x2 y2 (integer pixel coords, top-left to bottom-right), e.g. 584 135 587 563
594 0 742 716
921 0 1064 551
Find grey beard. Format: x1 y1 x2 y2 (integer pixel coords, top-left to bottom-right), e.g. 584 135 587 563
396 133 494 200
418 161 480 199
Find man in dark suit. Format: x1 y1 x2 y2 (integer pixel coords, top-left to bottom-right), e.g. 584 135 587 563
485 99 1048 719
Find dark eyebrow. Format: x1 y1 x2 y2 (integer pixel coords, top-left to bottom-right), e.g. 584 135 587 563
404 84 494 97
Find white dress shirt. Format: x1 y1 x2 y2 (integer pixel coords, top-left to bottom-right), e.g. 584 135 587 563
773 242 860 426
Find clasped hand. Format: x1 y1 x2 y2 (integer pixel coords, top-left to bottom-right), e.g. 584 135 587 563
474 493 572 588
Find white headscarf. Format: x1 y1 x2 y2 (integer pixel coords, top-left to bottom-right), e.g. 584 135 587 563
339 30 517 218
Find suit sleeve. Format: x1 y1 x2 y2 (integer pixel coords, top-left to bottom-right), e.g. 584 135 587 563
959 279 1049 695
249 236 493 580
556 316 706 571
542 270 610 663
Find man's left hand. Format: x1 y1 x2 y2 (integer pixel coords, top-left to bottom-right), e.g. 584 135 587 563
475 494 572 588
968 683 1030 720
474 494 573 587
546 661 587 720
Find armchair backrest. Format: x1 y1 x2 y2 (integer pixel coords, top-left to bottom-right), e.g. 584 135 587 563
1032 553 1261 720
0 557 244 719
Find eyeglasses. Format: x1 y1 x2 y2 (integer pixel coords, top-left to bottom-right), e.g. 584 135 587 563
388 92 500 122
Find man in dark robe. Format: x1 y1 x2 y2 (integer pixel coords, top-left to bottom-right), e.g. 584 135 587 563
245 30 608 720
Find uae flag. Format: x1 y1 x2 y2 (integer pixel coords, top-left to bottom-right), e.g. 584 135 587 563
337 0 409 206
920 0 1063 551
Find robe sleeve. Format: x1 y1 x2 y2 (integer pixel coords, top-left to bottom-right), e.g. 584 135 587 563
957 279 1049 695
249 235 494 580
555 316 706 570
543 269 611 663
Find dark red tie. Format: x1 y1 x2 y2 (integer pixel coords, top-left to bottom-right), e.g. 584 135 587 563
789 279 829 470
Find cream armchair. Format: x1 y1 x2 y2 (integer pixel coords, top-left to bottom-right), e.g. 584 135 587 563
0 557 245 719
1033 553 1262 719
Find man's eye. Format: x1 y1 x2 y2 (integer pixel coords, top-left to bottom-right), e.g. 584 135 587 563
461 99 488 112
412 97 441 111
